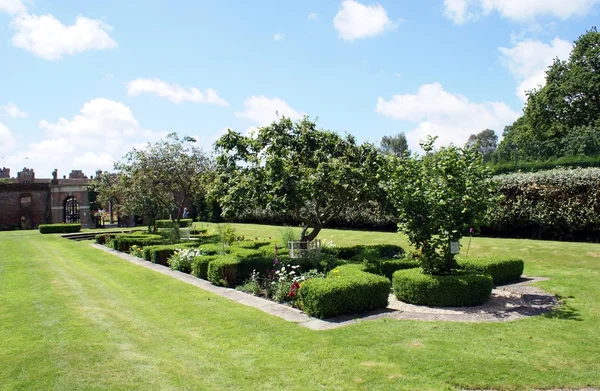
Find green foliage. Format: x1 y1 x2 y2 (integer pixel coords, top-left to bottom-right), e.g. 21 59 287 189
38 223 82 234
496 28 600 168
467 129 497 160
111 234 164 253
216 224 237 247
386 136 496 274
191 255 218 279
156 219 193 228
333 244 404 261
297 267 390 318
167 248 203 273
128 245 144 258
207 256 240 286
380 132 410 157
392 268 493 307
459 258 524 285
142 243 196 265
363 257 420 280
213 116 383 242
231 240 271 250
198 243 230 255
94 233 112 244
485 167 600 241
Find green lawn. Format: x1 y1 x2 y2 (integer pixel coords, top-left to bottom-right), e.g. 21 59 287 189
1 225 599 390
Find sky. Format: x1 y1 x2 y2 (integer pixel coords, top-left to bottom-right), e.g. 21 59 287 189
0 0 598 178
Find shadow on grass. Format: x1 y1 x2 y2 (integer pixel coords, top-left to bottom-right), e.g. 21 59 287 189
542 302 583 321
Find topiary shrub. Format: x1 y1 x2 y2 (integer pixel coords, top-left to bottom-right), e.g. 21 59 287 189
232 240 271 250
207 256 240 286
364 257 420 280
155 219 193 228
95 233 112 244
112 234 164 253
459 258 524 285
39 223 82 234
198 243 230 255
142 243 196 265
392 268 493 307
191 255 218 279
297 267 390 318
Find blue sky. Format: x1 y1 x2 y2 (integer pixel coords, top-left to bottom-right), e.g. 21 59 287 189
0 0 598 178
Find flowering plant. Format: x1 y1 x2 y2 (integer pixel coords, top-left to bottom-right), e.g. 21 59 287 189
168 248 203 273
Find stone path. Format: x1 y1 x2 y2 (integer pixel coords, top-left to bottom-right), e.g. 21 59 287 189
91 244 560 330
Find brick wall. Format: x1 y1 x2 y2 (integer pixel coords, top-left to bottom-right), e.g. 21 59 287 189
0 183 50 229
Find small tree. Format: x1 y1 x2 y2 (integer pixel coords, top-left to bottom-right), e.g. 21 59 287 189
386 136 496 275
380 132 410 157
213 116 382 242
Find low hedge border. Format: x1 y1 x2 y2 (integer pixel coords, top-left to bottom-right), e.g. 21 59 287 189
297 266 390 318
364 257 420 280
112 234 164 253
458 258 525 285
207 256 240 286
142 243 197 265
39 223 81 234
332 244 405 262
191 255 219 279
155 219 193 228
392 268 493 307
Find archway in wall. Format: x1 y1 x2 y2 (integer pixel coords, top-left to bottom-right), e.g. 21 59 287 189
64 196 80 223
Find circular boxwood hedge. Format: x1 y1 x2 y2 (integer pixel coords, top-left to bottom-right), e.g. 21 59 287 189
392 268 493 307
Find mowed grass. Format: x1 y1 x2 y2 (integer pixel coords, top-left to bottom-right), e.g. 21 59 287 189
0 225 599 390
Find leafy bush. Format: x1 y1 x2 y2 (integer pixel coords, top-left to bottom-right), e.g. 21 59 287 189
198 243 230 255
334 244 404 262
207 256 240 286
484 167 600 241
39 223 81 234
128 245 144 258
216 224 237 246
297 267 390 318
458 258 524 285
142 243 196 265
392 268 493 307
232 240 271 250
168 248 203 273
155 219 193 228
191 255 218 279
95 233 111 244
364 257 420 280
112 234 164 253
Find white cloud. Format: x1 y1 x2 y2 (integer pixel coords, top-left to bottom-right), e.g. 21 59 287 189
0 0 26 15
444 0 600 24
126 78 229 106
10 13 117 60
333 0 396 41
499 37 572 101
307 12 319 21
1 103 27 118
0 123 17 153
235 96 304 126
23 98 169 178
376 83 520 150
273 32 283 41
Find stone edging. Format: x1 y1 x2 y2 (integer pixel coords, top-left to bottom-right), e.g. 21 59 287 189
90 244 559 330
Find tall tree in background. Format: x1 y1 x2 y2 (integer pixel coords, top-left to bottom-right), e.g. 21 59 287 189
380 132 410 157
115 133 212 231
499 27 600 160
467 129 498 160
213 116 383 242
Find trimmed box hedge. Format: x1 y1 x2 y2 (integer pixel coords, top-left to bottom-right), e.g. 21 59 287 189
333 244 405 261
297 266 390 318
112 234 164 253
155 219 193 228
39 223 81 234
191 255 218 279
392 268 493 307
207 256 240 286
459 258 524 285
142 243 197 265
364 257 420 280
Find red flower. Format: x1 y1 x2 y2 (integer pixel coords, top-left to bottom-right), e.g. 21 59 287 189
288 281 300 297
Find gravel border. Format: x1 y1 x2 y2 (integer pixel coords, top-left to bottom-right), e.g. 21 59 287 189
91 244 560 330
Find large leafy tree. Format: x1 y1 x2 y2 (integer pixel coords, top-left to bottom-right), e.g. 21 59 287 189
115 133 213 231
213 116 383 242
380 132 410 157
467 129 498 160
386 136 496 275
499 27 600 160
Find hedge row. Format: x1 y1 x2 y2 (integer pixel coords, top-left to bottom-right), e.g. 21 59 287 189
142 243 197 265
111 234 165 253
297 264 391 318
484 167 600 241
458 258 524 285
363 257 420 280
155 219 193 228
331 244 404 261
392 268 493 307
39 223 81 234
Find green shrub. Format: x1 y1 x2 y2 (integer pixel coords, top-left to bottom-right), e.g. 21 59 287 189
227 247 262 259
167 248 203 273
364 257 420 280
232 240 271 250
458 258 524 285
95 233 112 244
297 268 390 318
207 256 240 286
155 219 193 228
199 243 230 255
142 243 196 265
392 268 493 307
258 243 289 259
112 234 164 253
191 255 218 279
39 223 81 234
336 244 405 262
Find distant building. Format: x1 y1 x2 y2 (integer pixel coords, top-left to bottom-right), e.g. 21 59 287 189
0 168 93 230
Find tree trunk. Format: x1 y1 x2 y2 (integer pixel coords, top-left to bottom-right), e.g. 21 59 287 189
300 224 322 243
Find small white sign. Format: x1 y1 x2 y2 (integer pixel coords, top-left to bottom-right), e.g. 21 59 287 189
450 241 460 254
